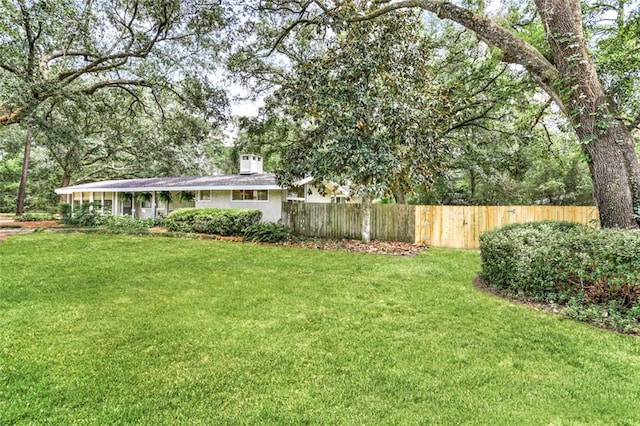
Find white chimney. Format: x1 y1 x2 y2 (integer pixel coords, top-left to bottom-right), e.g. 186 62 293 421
239 154 263 175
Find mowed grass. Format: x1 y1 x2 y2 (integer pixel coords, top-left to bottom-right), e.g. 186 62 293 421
1 233 640 425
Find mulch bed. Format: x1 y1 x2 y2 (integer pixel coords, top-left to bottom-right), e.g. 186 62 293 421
279 237 426 256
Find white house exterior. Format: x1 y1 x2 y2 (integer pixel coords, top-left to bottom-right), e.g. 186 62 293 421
54 155 357 223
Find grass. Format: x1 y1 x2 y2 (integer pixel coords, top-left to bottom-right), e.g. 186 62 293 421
1 233 640 424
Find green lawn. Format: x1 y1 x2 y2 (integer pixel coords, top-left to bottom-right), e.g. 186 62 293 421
2 233 640 425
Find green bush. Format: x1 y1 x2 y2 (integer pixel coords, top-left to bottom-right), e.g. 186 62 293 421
58 203 72 220
64 202 103 226
244 223 291 243
164 208 262 236
15 212 57 222
479 221 640 333
97 214 153 232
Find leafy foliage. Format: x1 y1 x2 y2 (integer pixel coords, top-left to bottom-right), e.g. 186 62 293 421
0 0 229 126
243 0 640 228
57 202 71 219
14 212 56 222
480 221 640 333
97 215 155 232
270 13 452 199
243 222 291 242
164 208 262 236
62 201 103 227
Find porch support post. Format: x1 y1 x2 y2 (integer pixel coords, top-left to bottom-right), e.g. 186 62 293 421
131 192 135 218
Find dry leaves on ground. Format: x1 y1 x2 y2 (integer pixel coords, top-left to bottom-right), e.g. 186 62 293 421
279 237 426 256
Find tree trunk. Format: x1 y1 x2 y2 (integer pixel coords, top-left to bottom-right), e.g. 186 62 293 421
469 169 477 199
393 189 407 204
59 170 72 203
578 115 639 228
535 0 640 228
358 0 640 227
16 124 32 216
361 195 372 244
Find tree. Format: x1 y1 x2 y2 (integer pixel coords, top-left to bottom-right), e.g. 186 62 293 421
254 0 640 229
269 13 458 242
0 80 228 213
39 90 226 186
1 0 228 213
0 0 227 125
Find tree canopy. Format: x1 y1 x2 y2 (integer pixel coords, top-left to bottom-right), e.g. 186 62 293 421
242 0 640 228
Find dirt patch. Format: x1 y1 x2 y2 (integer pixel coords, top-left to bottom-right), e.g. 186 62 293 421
11 220 61 228
0 219 61 243
279 237 426 256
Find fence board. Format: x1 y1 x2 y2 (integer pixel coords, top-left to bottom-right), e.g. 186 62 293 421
282 203 599 249
282 202 415 242
414 205 600 249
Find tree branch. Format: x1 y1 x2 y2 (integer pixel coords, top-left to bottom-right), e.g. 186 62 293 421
81 79 153 95
530 98 553 130
350 0 559 91
0 63 20 75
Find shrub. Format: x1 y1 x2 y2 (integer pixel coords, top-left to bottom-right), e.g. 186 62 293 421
58 203 72 220
62 202 103 227
164 208 262 236
15 212 57 222
98 214 153 232
479 221 640 332
244 223 291 243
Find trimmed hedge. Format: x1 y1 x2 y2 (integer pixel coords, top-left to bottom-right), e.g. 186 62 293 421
480 221 640 333
164 208 262 236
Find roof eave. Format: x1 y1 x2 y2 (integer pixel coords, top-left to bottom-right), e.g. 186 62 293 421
55 185 283 194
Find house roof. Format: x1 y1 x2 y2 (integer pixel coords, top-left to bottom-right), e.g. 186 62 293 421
55 173 281 194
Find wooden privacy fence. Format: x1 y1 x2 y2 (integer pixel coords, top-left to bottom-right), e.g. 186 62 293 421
282 202 415 242
415 205 599 249
282 202 600 249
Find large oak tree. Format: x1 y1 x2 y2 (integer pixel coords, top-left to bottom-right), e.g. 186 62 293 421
255 0 640 229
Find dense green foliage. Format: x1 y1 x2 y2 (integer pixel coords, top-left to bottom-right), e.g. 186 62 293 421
97 215 157 232
271 13 451 200
242 0 640 229
14 212 56 221
233 8 596 207
480 222 640 333
60 202 103 226
164 208 262 235
2 233 640 423
0 0 231 213
243 222 291 242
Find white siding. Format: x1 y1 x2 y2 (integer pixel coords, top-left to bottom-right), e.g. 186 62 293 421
196 189 284 222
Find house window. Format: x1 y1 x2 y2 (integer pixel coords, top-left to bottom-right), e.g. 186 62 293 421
200 190 211 201
232 190 269 201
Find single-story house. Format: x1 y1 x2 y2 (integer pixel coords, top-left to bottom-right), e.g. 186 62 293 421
55 155 357 222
